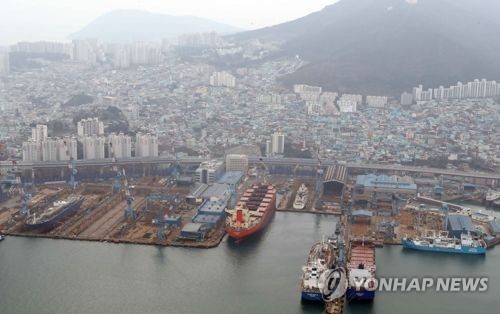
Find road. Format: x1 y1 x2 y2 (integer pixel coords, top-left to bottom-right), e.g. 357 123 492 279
1 156 499 180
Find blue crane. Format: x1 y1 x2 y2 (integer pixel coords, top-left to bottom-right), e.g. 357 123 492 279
109 142 123 194
148 193 181 240
9 161 31 215
122 170 136 220
63 140 77 191
68 157 77 191
152 211 168 240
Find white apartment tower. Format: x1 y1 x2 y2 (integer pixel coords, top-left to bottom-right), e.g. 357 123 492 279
22 140 41 161
41 138 59 161
31 124 48 142
57 137 78 161
108 132 132 158
82 135 106 160
72 39 97 65
270 131 285 155
77 117 104 137
265 140 272 157
135 133 158 157
209 71 236 88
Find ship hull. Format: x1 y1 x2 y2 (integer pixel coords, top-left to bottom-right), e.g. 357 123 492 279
402 239 486 255
301 291 323 302
293 203 305 210
25 198 83 232
227 209 274 240
346 289 375 301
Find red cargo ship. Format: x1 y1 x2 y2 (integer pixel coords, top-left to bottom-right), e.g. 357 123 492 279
226 184 276 240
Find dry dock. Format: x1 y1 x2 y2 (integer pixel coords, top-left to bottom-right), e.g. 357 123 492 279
0 179 225 249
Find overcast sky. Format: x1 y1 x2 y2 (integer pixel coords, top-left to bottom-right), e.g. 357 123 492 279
0 0 337 45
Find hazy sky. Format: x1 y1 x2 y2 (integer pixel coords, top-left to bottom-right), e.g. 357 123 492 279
0 0 337 45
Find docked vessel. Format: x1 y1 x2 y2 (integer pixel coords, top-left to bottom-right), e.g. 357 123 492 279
402 230 486 255
346 239 376 302
471 211 495 223
301 241 336 302
293 184 308 210
486 189 500 209
226 184 276 240
25 195 84 232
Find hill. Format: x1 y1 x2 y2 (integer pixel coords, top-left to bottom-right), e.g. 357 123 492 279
70 10 242 43
232 0 500 95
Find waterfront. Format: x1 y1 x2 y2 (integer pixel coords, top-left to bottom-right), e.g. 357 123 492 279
0 212 499 314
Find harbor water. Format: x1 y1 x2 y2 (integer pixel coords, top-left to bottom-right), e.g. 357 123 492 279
0 212 498 314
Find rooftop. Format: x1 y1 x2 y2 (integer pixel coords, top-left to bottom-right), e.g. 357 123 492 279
181 222 204 233
200 183 230 199
217 171 244 185
447 215 474 232
197 198 227 214
356 174 417 191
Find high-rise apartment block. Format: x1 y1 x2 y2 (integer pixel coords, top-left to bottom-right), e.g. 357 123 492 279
366 96 388 108
22 140 41 162
293 84 322 94
135 132 158 157
22 136 77 162
82 135 106 160
108 132 132 158
267 131 285 156
31 124 48 142
406 79 500 103
77 117 104 137
210 71 236 88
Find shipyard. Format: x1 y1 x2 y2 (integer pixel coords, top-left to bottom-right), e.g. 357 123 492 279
1 153 500 313
2 2 500 312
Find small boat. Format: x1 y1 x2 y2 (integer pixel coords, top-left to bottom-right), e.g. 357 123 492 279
0 234 5 241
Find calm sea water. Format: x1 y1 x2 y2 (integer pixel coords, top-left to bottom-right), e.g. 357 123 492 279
0 212 498 314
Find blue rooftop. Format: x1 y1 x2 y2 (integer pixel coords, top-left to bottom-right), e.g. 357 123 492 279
356 174 417 191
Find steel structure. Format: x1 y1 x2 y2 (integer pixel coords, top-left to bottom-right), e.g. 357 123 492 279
123 170 136 219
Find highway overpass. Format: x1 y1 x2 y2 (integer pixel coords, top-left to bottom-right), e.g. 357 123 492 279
1 156 499 181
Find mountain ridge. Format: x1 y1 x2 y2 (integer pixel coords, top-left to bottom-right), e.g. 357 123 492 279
70 10 243 43
232 0 500 95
